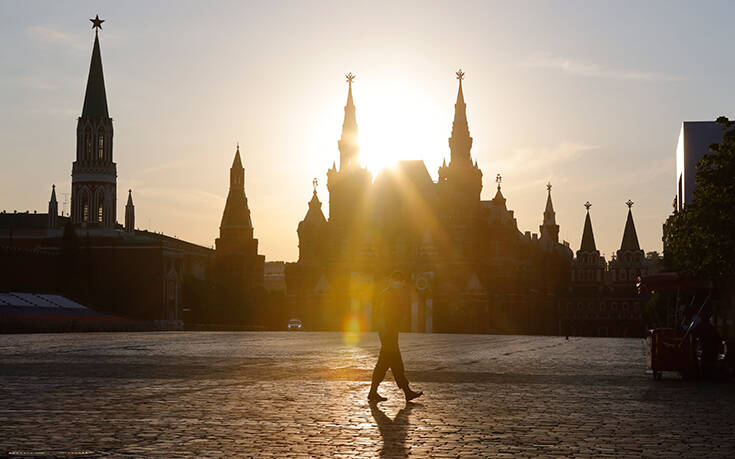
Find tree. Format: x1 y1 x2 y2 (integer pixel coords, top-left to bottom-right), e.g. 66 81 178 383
663 116 735 280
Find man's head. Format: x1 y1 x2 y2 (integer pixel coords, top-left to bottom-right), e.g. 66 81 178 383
389 271 405 290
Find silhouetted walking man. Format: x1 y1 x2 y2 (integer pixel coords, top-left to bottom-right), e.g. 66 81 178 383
368 271 423 403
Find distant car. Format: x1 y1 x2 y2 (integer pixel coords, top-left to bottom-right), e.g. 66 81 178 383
287 318 303 331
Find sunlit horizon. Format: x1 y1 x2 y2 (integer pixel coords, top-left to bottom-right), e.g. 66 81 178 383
2 1 735 261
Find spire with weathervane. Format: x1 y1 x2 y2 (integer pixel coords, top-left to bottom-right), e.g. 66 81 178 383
338 72 360 170
71 14 117 229
580 201 597 252
572 201 605 285
492 173 506 206
610 199 646 284
540 182 559 243
620 200 641 252
327 73 372 227
448 69 473 166
438 69 483 217
297 179 327 264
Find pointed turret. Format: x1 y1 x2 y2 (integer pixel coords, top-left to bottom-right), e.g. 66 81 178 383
338 73 360 170
81 30 109 118
302 189 327 226
620 200 641 251
491 173 506 208
220 144 253 231
539 182 559 243
48 184 58 229
214 144 264 290
572 201 605 286
125 189 135 232
297 180 327 264
448 69 473 165
230 143 244 188
580 201 596 252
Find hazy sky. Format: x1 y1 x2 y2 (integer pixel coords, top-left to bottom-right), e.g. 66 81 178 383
2 1 733 261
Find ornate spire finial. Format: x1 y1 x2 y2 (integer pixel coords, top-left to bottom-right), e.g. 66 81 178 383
496 173 502 190
626 199 634 209
312 177 318 192
345 72 355 86
52 184 55 190
456 68 465 81
236 142 240 153
546 182 552 192
584 201 591 212
90 14 104 31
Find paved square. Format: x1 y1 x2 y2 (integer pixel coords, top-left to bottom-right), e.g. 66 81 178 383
1 332 734 457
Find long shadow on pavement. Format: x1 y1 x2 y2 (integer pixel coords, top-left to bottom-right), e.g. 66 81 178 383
369 402 418 458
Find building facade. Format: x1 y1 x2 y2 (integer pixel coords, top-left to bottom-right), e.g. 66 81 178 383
285 71 574 334
675 121 726 211
561 201 648 337
0 19 214 325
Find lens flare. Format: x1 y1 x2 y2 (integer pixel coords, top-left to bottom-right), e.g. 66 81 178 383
341 312 365 346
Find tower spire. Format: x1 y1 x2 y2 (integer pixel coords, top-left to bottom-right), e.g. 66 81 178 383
232 143 243 171
580 201 596 252
448 69 473 165
620 200 641 251
220 145 253 231
543 182 556 223
125 189 135 232
48 184 58 229
338 72 359 170
82 16 109 118
72 16 116 229
540 182 559 243
305 179 326 222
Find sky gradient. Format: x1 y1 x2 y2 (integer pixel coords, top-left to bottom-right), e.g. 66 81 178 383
1 1 734 261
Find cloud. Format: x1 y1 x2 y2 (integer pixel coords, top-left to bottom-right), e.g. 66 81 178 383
136 159 197 176
481 141 595 197
135 186 224 210
499 141 598 172
26 25 83 49
19 76 59 91
568 157 672 193
523 53 682 82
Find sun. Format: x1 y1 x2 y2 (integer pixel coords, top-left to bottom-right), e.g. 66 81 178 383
354 78 446 176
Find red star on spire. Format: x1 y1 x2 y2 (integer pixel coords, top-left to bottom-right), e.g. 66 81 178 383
90 14 104 31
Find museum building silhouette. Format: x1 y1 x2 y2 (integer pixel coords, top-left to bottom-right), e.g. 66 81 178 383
285 72 576 334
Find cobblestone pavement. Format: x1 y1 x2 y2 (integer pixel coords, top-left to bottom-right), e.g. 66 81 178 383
1 332 734 458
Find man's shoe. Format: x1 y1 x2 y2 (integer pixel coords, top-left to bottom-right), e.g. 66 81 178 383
367 392 387 402
404 389 423 401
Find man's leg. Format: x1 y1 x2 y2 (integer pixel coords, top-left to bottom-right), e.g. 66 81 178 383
388 348 409 390
371 347 390 389
369 335 391 401
385 331 422 401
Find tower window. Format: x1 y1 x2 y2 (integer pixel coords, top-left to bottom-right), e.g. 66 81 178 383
98 133 104 159
98 205 103 223
83 203 89 222
85 134 92 159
